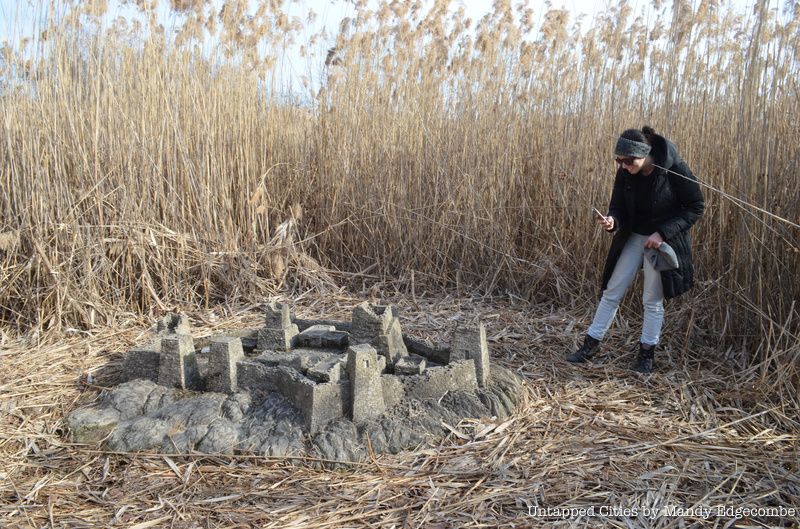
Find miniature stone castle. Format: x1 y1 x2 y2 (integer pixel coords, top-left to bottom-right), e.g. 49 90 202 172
122 301 492 433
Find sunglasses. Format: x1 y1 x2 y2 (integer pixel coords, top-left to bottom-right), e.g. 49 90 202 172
614 156 637 166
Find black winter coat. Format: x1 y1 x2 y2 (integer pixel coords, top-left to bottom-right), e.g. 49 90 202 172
602 133 705 299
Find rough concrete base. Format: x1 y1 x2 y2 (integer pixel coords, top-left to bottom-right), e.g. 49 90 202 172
346 344 385 423
237 361 349 433
451 324 491 387
157 313 191 335
403 360 478 400
296 325 349 349
381 375 405 408
403 334 450 365
204 337 244 393
255 349 343 375
67 366 524 466
395 355 427 375
123 345 161 382
158 334 199 390
67 407 121 444
257 325 299 352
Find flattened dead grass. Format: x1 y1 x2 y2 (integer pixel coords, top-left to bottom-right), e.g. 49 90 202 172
1 293 798 528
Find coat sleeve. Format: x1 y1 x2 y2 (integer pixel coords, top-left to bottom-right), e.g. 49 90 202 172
607 169 628 232
656 162 705 240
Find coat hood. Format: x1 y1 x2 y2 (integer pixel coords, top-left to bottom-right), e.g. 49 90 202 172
648 133 681 172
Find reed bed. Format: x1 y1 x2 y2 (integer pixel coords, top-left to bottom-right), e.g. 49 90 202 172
1 294 798 527
1 1 799 524
1 0 798 360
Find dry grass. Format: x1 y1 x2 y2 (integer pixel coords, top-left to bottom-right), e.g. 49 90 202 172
1 1 799 525
1 1 798 363
1 294 798 528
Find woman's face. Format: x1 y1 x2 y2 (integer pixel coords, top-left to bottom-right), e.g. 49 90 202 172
615 156 647 174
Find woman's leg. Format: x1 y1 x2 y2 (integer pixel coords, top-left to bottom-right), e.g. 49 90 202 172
640 250 665 346
587 234 647 340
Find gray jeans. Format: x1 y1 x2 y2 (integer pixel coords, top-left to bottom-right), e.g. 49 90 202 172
587 233 665 346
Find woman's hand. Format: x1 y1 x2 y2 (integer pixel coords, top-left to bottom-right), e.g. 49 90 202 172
644 232 664 248
596 214 614 231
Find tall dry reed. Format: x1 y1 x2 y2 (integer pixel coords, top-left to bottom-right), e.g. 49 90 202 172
1 0 798 389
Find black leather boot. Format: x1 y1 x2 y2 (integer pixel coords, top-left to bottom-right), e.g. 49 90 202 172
566 335 600 363
631 343 655 373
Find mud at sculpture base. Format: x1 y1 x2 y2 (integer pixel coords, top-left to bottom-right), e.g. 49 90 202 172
67 301 525 466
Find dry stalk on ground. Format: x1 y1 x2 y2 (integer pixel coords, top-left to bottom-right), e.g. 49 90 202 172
0 295 797 527
1 3 799 524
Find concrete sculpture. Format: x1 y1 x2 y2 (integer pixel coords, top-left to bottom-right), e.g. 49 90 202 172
67 301 523 464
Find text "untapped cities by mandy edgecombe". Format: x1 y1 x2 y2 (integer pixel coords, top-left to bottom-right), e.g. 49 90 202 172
528 505 797 519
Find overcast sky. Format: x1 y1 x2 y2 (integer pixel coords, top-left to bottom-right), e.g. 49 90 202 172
1 0 760 45
1 0 759 95
278 0 758 94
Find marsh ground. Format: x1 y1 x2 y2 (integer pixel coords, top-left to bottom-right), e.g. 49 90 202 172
2 292 797 528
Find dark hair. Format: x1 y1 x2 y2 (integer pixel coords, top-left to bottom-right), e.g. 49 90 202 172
620 126 656 145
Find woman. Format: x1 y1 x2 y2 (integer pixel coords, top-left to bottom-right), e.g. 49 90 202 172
567 126 705 373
